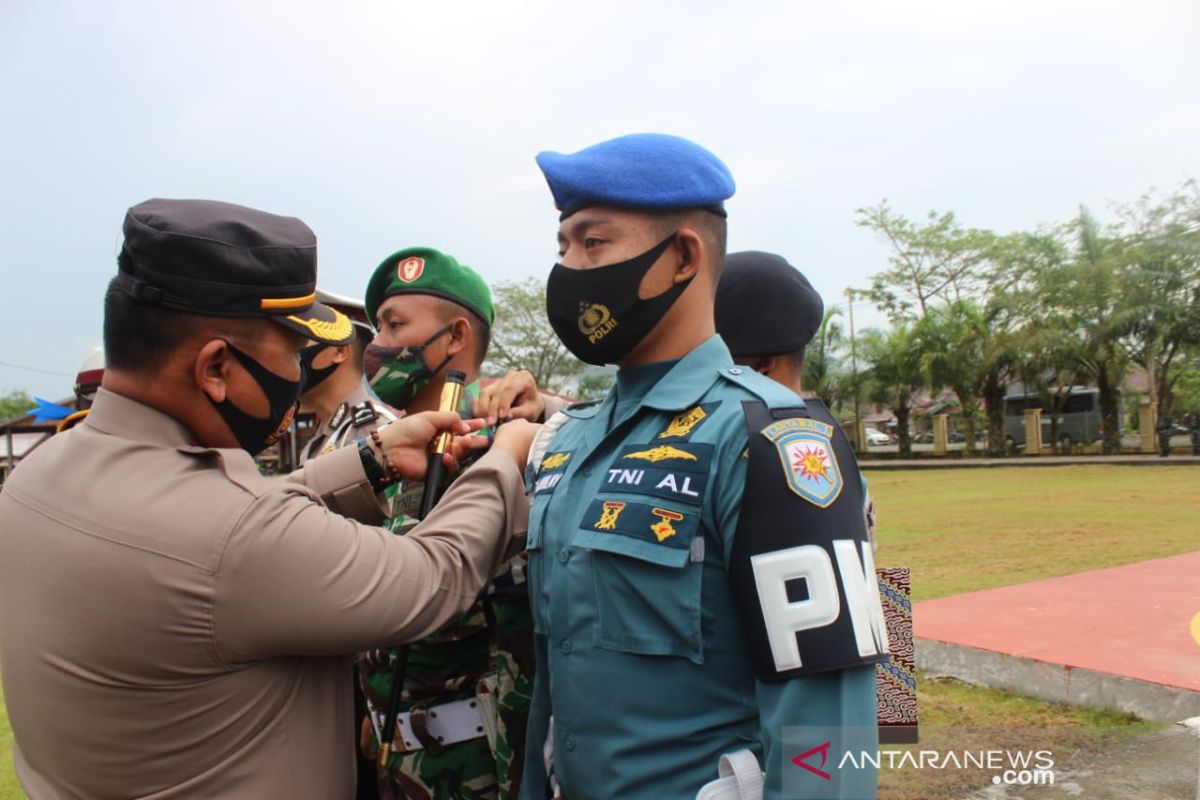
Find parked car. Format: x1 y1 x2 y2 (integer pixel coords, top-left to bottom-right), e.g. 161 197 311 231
914 430 966 444
864 427 893 445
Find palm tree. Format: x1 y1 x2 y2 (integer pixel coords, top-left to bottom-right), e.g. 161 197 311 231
1041 208 1130 454
859 322 926 456
802 307 845 407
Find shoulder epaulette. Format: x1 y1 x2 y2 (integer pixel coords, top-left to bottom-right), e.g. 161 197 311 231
716 366 805 409
351 402 380 428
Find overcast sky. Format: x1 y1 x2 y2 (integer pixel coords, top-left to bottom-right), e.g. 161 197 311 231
2 0 1197 399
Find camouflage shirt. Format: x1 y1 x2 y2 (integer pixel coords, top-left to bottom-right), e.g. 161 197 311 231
361 382 535 800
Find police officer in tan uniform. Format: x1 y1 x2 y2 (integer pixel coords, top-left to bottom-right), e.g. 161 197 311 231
298 290 390 464
0 198 540 800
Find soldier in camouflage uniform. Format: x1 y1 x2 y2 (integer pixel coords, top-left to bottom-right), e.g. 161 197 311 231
357 247 563 800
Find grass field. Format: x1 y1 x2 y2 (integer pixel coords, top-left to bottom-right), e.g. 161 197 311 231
0 463 1195 798
867 464 1200 602
878 672 1161 799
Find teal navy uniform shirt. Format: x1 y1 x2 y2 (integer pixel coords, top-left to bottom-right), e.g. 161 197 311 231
520 336 877 800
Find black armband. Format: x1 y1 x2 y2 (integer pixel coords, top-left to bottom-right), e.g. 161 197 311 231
728 399 889 681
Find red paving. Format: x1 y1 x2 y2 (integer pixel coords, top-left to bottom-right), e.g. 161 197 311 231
914 551 1200 692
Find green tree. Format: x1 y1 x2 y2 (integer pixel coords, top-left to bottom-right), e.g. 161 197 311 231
856 204 1045 455
1036 209 1130 454
917 302 990 453
859 322 926 456
855 200 994 319
983 231 1071 453
0 389 34 422
1107 182 1200 421
802 307 845 407
484 278 586 394
1170 359 1200 415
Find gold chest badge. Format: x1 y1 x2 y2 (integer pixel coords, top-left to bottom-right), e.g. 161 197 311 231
594 501 627 530
659 406 708 439
622 445 698 463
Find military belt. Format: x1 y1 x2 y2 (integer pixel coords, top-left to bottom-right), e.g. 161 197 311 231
375 698 487 753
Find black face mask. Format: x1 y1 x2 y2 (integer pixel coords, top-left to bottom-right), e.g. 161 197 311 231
362 324 454 410
299 344 340 393
211 342 305 456
545 233 691 366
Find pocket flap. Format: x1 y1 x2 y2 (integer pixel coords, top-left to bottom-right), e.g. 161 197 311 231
582 529 691 568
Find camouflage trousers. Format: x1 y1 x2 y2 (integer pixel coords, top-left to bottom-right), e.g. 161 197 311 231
363 603 534 800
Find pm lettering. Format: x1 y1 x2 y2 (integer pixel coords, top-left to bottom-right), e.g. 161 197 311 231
832 539 889 659
751 541 888 671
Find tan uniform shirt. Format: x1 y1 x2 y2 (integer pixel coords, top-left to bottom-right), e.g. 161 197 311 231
0 388 527 799
299 382 390 463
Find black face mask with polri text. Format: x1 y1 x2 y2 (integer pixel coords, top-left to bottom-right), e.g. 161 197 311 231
545 233 691 366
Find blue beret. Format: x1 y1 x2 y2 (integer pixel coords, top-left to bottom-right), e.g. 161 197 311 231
715 251 824 357
535 133 735 220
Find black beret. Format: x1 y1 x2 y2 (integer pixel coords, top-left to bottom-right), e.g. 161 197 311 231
715 251 824 357
113 198 352 343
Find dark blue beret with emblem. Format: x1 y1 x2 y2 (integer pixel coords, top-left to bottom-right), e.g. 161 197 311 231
535 133 736 220
715 251 824 357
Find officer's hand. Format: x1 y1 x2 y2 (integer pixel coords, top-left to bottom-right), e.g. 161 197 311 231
473 369 545 426
491 419 542 472
377 412 488 479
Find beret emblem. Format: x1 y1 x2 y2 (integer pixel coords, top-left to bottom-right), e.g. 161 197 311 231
397 257 425 284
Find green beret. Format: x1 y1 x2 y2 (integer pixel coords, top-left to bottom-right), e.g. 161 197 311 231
364 247 495 329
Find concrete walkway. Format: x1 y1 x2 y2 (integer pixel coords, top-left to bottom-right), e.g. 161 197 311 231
914 553 1200 797
914 552 1200 723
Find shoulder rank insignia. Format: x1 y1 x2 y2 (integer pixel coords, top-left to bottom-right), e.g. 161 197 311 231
623 445 698 463
659 406 707 439
328 402 348 431
761 417 843 508
541 452 571 471
352 402 380 428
